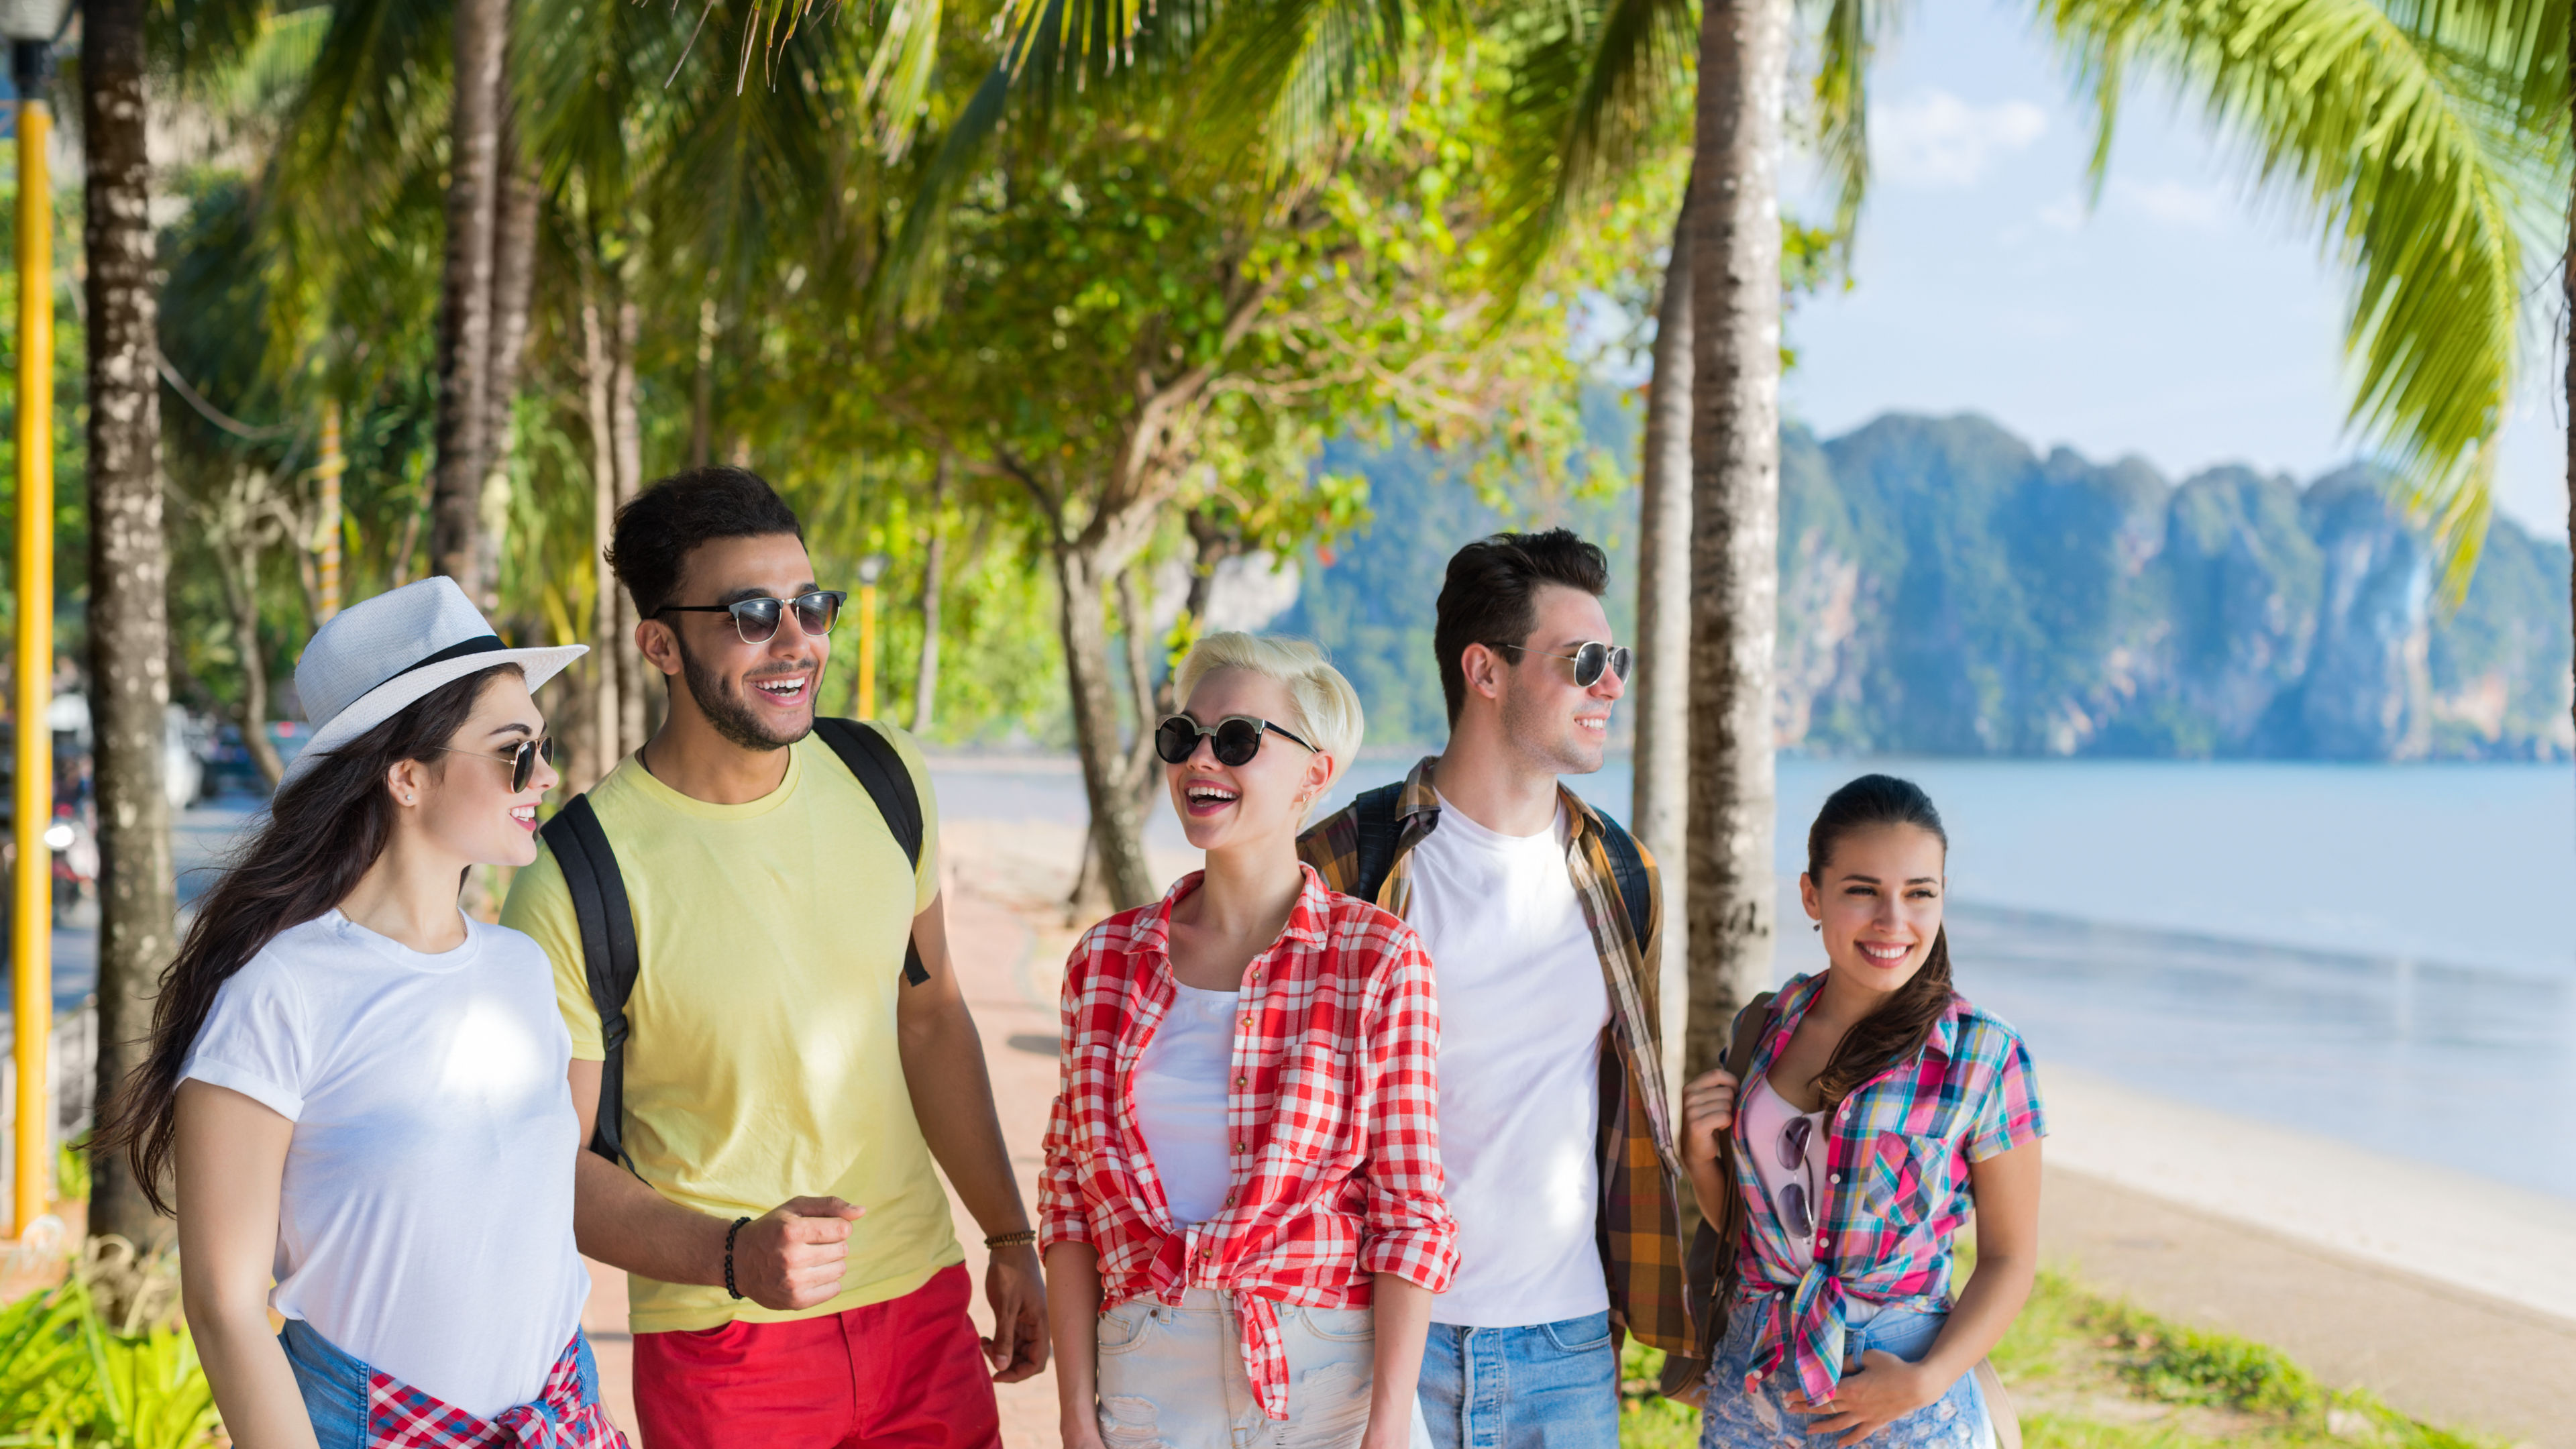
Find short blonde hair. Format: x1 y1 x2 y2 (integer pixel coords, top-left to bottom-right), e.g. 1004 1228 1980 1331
1171 632 1364 790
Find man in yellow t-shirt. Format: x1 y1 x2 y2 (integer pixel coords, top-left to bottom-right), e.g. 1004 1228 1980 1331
500 467 1044 1449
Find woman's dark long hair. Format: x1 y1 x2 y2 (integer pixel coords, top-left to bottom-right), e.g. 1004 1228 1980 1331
92 665 520 1214
1806 773 1956 1104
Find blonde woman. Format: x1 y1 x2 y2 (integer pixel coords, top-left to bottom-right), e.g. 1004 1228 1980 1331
1040 633 1455 1449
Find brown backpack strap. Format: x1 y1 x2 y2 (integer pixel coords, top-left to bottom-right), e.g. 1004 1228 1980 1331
1656 989 1779 1403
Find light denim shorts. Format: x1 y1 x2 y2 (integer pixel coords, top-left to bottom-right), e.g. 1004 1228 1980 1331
1095 1290 1433 1449
1698 1301 1994 1449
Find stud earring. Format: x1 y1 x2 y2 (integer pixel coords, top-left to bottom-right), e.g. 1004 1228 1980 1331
1811 922 1821 932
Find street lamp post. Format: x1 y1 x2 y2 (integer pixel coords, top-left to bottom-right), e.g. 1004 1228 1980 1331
3 0 60 1240
855 555 889 720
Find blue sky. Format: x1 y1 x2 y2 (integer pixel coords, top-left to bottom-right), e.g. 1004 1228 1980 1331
1775 0 2567 540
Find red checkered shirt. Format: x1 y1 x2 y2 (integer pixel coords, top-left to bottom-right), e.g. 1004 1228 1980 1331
1040 863 1460 1421
366 1336 627 1449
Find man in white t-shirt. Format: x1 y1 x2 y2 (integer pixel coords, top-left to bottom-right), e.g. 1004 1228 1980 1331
1301 530 1693 1449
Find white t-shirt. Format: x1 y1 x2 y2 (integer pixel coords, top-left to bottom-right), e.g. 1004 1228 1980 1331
1741 1075 1827 1273
178 910 590 1419
1403 795 1613 1328
1134 982 1241 1226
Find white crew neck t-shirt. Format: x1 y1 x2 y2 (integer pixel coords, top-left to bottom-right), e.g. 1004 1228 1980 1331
1134 981 1242 1225
1403 794 1612 1328
179 910 589 1418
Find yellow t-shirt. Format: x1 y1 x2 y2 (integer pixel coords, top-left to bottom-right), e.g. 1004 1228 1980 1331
498 725 961 1334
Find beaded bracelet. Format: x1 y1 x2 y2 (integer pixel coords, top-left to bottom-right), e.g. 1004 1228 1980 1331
983 1229 1038 1249
724 1216 753 1300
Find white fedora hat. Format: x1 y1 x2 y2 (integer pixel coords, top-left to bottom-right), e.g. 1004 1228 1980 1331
279 577 587 789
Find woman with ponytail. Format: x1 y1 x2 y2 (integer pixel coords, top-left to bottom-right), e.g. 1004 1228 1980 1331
1675 775 2045 1448
93 578 625 1449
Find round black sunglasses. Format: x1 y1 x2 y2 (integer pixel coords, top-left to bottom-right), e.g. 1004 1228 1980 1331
653 590 848 645
1153 714 1318 768
435 736 555 793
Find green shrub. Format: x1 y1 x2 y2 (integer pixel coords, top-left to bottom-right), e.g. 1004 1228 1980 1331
0 1279 217 1449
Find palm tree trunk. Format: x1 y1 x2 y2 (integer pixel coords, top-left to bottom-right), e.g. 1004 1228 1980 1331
912 455 948 735
581 259 623 782
1683 0 1788 1083
1057 544 1157 912
80 0 175 1248
428 0 508 594
1635 181 1695 1096
692 294 716 470
223 545 286 789
474 91 539 612
613 292 651 753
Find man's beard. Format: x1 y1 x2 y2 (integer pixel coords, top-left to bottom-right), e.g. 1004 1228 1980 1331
676 636 813 752
1501 682 1603 775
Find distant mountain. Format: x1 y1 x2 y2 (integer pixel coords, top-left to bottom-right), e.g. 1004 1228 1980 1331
1279 408 2573 761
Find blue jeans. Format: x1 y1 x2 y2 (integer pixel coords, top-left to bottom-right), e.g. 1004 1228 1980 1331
1417 1311 1620 1449
1698 1301 1992 1448
279 1317 602 1449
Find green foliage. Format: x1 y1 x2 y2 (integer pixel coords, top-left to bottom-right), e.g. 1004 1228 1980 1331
1617 1340 1697 1449
0 1281 218 1449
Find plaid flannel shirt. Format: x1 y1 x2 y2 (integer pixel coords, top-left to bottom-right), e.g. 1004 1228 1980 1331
1731 971 2047 1403
1298 756 1695 1355
367 1336 627 1449
1039 863 1460 1421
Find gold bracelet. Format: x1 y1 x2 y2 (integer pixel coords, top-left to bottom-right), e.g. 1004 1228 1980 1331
984 1229 1038 1248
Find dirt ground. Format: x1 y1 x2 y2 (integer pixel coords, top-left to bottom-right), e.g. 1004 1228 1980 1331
578 816 2574 1449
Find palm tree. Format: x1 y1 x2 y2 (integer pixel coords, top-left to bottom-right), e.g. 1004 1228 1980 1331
84 0 174 1248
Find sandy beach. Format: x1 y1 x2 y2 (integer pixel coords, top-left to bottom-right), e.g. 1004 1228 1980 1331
557 796 2576 1449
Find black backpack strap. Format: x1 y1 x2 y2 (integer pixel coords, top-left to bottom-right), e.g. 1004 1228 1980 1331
1348 782 1407 908
810 717 931 985
1589 809 1655 952
538 794 642 1173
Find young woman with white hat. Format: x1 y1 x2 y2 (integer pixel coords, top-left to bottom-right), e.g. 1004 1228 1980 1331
94 577 626 1449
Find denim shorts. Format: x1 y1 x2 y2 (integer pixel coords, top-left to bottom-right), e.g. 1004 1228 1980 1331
278 1317 602 1449
1698 1301 1994 1449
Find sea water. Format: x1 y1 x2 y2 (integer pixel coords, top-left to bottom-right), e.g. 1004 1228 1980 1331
955 753 2576 1198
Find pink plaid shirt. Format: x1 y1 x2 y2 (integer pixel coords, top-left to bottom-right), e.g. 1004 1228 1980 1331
366 1336 627 1449
1040 864 1459 1420
1731 973 2048 1404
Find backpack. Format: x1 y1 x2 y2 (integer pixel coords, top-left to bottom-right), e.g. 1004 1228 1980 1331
1345 780 1655 949
537 717 928 1171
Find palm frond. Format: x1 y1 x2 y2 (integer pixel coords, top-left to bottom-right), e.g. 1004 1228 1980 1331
1480 0 1693 304
2035 0 2566 598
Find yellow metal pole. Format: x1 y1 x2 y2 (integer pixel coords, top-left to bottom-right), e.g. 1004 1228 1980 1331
317 400 343 621
11 76 53 1239
856 582 877 720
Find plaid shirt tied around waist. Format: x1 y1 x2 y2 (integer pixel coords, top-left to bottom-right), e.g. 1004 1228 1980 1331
1298 757 1695 1356
367 1336 626 1449
1040 863 1459 1421
1731 972 2047 1405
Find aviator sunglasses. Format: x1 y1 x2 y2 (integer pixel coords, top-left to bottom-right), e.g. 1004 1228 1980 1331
1498 640 1634 688
435 736 555 794
653 590 849 645
1153 714 1318 768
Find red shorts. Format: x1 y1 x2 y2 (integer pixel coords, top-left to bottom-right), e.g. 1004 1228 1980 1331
631 1263 1000 1449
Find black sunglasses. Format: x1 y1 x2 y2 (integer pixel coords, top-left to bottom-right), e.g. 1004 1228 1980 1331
654 590 848 645
1498 640 1633 688
436 736 555 793
1154 714 1318 768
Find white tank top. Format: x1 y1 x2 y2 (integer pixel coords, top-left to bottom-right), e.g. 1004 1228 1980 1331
1742 1074 1829 1272
1134 982 1242 1225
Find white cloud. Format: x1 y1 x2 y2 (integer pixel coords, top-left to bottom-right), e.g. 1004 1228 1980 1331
2036 193 2089 233
2110 177 2229 230
1874 91 2049 189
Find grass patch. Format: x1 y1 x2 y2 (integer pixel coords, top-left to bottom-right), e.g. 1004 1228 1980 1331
1615 1268 2498 1449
